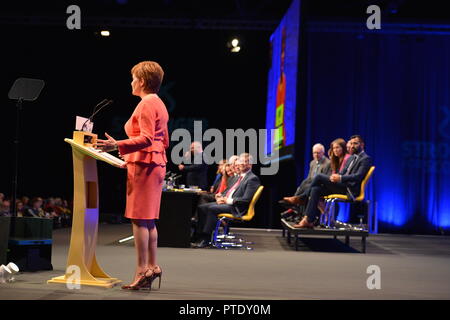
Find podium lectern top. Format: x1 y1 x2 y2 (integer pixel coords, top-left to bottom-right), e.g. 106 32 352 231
64 138 125 168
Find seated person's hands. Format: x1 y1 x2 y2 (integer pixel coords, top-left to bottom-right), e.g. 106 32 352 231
178 164 185 171
330 174 341 183
216 196 227 204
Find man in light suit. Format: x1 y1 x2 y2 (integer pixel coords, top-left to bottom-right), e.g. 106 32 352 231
192 153 261 248
295 135 373 228
281 143 331 206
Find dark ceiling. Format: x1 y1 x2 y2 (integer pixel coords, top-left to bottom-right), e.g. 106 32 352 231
1 0 449 24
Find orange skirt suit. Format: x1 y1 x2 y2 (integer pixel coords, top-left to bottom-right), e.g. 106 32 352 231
116 94 169 220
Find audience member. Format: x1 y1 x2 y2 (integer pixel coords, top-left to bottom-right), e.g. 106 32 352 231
281 143 331 206
346 140 353 155
329 138 351 174
26 197 46 218
21 196 31 211
0 200 11 217
178 141 209 190
16 201 26 217
294 135 372 228
209 159 227 193
0 192 72 228
193 153 261 248
216 163 235 194
192 156 238 223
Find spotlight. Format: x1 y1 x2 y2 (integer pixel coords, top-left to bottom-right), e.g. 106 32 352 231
100 30 110 37
0 263 19 283
228 37 241 53
7 262 19 275
0 265 12 283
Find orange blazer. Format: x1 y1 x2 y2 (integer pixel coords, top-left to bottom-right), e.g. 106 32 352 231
117 94 169 166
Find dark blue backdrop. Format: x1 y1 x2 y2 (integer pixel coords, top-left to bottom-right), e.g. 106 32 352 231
302 26 450 234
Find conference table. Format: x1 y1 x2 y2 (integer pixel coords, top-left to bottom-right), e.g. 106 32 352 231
156 189 201 248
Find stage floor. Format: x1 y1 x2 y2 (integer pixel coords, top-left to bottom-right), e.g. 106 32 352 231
1 223 450 300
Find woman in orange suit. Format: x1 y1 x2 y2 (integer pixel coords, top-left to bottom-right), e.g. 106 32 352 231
96 61 169 290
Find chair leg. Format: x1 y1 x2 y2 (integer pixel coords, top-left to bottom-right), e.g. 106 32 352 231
327 199 337 228
224 222 229 235
330 199 338 228
321 199 330 226
213 218 253 250
212 217 226 247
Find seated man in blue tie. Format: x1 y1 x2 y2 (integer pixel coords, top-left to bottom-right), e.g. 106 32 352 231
294 135 373 228
192 153 261 248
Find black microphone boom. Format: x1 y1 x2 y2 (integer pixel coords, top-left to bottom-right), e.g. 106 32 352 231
81 99 113 131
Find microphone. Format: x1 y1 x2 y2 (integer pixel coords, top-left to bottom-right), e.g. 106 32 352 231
81 99 113 132
168 173 178 180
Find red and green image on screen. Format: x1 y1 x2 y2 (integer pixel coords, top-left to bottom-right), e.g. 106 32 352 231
265 0 300 159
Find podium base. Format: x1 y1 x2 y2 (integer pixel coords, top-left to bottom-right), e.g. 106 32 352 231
47 276 122 288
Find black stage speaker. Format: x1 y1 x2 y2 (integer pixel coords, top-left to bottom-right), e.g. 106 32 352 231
7 217 53 271
0 217 11 265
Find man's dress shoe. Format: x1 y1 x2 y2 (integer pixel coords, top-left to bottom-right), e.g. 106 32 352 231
293 216 315 229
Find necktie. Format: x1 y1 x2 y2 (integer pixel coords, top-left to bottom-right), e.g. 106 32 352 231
345 156 358 174
225 175 243 197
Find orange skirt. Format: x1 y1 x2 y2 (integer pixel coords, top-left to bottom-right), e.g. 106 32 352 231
125 162 166 220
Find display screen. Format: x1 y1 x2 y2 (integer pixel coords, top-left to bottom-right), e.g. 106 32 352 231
265 0 300 160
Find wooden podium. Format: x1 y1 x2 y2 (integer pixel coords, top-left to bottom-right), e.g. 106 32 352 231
48 131 125 288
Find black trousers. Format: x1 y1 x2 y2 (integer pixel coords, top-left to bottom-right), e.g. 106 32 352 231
193 193 216 220
294 179 312 198
197 202 238 239
304 174 347 223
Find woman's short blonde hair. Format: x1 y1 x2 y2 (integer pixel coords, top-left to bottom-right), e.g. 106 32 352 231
131 61 164 93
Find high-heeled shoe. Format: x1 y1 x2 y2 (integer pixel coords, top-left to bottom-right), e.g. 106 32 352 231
142 266 162 290
121 270 150 290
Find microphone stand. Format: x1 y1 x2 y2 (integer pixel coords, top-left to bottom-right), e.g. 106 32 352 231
11 98 23 216
81 99 111 132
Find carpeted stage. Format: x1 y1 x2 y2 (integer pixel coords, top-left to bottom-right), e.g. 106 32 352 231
1 223 450 300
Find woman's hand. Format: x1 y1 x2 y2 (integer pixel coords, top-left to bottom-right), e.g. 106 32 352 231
216 196 227 204
119 162 127 169
95 132 118 152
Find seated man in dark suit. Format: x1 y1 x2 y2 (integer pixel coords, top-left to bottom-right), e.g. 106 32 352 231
178 141 209 190
192 153 261 248
196 155 239 204
190 156 239 241
281 143 331 206
294 135 373 228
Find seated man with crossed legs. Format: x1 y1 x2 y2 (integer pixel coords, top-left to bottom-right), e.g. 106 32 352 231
294 135 373 228
192 153 261 248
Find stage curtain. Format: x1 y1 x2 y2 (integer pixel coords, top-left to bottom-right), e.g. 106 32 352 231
304 31 450 234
